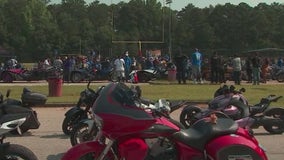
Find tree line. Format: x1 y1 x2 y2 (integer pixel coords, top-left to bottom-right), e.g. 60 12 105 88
0 0 284 62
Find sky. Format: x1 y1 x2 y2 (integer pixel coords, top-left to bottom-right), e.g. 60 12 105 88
51 0 284 10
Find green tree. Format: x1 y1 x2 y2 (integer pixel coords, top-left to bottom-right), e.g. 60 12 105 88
0 0 58 61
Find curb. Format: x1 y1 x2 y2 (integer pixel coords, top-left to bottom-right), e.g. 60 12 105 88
37 103 75 107
39 100 208 108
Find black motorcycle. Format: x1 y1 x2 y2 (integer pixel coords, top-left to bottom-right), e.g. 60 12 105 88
0 113 39 160
0 88 46 134
69 86 188 146
62 81 104 135
70 61 114 83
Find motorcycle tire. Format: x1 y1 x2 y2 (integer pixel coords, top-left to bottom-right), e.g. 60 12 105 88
276 73 284 82
2 72 13 83
70 122 96 146
179 105 202 128
62 115 83 135
109 72 117 82
3 144 38 160
263 108 284 134
71 72 83 83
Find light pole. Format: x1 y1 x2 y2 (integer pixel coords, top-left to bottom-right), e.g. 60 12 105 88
166 0 172 62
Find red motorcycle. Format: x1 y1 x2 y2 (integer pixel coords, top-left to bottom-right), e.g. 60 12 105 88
62 82 268 160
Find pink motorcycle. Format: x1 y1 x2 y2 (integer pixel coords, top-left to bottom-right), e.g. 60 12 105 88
180 85 284 134
62 82 267 160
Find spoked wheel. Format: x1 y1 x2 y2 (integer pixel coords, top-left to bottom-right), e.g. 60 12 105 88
3 144 38 160
70 122 97 146
179 106 202 128
263 108 284 134
62 115 84 135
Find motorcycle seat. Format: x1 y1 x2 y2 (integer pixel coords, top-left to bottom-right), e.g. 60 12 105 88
173 118 238 151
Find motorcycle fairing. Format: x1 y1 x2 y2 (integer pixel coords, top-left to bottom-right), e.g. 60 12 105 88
173 118 238 151
94 83 154 120
118 138 148 160
93 83 156 136
174 141 204 159
0 104 40 130
142 117 180 137
61 141 107 160
64 106 85 117
97 113 155 139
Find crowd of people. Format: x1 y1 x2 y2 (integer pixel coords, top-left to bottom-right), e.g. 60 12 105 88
173 49 284 85
1 49 283 84
34 51 170 82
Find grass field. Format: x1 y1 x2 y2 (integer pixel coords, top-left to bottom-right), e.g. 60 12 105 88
1 81 284 107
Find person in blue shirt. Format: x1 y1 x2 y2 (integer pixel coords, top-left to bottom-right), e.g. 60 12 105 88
277 57 283 68
124 51 132 80
191 48 203 84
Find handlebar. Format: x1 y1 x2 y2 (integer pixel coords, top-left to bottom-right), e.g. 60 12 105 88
266 95 283 102
255 95 283 107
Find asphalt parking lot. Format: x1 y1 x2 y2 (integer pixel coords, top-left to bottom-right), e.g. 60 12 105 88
6 106 284 160
2 80 284 159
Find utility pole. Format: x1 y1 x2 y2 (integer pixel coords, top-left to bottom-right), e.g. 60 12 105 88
166 0 172 62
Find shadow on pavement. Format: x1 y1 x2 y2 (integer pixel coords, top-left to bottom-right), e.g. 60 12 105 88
41 133 69 139
47 153 65 160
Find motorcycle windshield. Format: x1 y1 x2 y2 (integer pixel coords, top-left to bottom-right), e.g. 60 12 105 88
92 82 155 136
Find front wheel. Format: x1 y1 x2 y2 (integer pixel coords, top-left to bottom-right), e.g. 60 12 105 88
4 144 38 160
70 122 97 146
62 114 86 135
179 106 202 128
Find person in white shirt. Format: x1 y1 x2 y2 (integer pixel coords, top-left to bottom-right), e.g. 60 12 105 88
43 58 51 69
232 54 242 85
114 55 125 82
